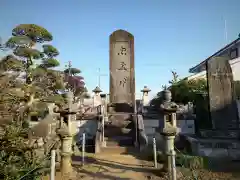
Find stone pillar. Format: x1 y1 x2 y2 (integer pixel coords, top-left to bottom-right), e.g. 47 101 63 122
141 86 151 106
161 132 176 172
161 112 177 172
92 86 102 107
60 136 73 175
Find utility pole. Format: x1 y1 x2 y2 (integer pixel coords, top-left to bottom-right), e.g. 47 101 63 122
68 61 72 77
224 19 228 43
64 61 72 92
97 68 107 88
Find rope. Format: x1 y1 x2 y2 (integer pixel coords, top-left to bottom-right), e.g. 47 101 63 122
174 146 198 180
17 154 51 180
17 139 60 180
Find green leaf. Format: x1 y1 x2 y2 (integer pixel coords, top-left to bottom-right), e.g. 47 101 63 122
12 24 53 43
0 55 24 71
14 47 43 59
6 36 33 49
42 58 60 68
42 44 59 58
64 68 81 75
42 94 65 104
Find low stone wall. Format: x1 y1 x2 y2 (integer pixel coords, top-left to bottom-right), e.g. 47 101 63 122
143 119 160 144
143 118 195 145
176 119 195 135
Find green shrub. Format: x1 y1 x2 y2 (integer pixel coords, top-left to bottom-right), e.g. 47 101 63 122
148 151 209 169
176 154 209 169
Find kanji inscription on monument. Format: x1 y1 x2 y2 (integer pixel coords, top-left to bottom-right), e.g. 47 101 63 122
118 46 127 56
112 40 130 103
109 29 135 112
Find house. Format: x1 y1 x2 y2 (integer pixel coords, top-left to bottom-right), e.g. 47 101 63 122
188 35 240 81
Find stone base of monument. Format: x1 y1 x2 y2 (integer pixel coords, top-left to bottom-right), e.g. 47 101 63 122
199 129 240 139
100 113 137 154
183 130 240 160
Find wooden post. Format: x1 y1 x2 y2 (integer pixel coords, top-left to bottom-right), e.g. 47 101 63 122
50 150 56 180
82 133 85 166
170 150 177 180
153 137 157 168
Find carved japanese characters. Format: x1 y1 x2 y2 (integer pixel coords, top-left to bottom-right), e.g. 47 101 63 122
109 30 135 112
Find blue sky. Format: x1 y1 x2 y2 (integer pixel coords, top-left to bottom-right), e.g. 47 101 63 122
0 0 240 99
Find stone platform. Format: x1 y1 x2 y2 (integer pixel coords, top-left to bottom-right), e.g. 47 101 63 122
199 129 240 140
185 129 240 160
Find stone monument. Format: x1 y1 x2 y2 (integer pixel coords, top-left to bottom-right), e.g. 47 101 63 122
109 29 135 121
207 56 239 129
105 30 136 146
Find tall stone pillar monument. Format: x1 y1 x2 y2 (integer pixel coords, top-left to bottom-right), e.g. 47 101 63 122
109 29 135 125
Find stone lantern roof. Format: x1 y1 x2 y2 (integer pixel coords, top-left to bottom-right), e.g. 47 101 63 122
141 86 151 93
100 93 106 98
92 86 102 93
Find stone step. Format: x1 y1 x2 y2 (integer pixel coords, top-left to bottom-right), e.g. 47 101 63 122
105 136 134 147
199 129 240 139
99 146 128 154
104 125 135 137
105 119 133 128
99 146 138 155
105 127 132 135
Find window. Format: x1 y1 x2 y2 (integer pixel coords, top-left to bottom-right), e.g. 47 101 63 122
230 48 238 59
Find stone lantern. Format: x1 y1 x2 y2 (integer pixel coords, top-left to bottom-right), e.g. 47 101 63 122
141 86 151 106
158 90 178 172
92 86 102 107
54 91 77 177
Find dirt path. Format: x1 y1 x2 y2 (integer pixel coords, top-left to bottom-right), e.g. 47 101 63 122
71 153 162 180
42 153 165 180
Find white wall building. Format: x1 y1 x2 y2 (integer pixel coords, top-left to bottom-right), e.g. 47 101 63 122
188 35 240 81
